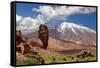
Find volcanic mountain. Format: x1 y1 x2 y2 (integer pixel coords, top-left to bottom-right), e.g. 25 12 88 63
24 22 96 46
49 22 96 46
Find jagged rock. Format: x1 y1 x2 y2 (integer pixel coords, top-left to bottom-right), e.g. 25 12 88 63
16 30 31 54
16 42 30 54
16 30 23 45
16 30 28 45
38 24 49 49
16 52 24 64
16 43 24 53
23 43 30 54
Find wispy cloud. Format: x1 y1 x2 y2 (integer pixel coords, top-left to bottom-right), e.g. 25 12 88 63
32 6 96 21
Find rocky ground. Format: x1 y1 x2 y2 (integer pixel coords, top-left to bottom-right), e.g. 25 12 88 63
16 36 96 66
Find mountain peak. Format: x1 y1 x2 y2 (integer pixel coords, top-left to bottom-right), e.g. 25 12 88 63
57 22 96 34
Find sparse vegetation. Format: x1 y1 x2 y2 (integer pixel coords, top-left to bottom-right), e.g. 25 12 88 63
17 58 39 65
16 47 96 66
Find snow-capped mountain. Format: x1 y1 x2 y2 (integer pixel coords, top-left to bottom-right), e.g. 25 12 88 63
49 22 96 46
57 22 96 34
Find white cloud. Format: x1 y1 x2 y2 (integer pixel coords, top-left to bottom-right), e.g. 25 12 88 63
33 6 55 18
16 14 23 23
16 14 45 34
33 6 96 21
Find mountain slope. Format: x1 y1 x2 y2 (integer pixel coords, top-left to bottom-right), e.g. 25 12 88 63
49 22 96 46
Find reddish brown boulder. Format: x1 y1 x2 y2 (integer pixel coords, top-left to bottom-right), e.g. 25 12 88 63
16 42 30 54
38 24 49 49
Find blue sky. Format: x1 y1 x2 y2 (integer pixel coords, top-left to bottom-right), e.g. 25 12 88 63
16 3 39 17
67 12 96 30
16 3 97 32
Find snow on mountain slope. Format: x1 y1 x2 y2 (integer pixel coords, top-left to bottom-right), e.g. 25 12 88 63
49 22 96 46
57 22 95 35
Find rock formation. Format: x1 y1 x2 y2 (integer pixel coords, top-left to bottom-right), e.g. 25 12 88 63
38 24 49 49
16 30 30 54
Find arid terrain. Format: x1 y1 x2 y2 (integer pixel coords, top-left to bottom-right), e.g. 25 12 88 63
16 35 96 66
